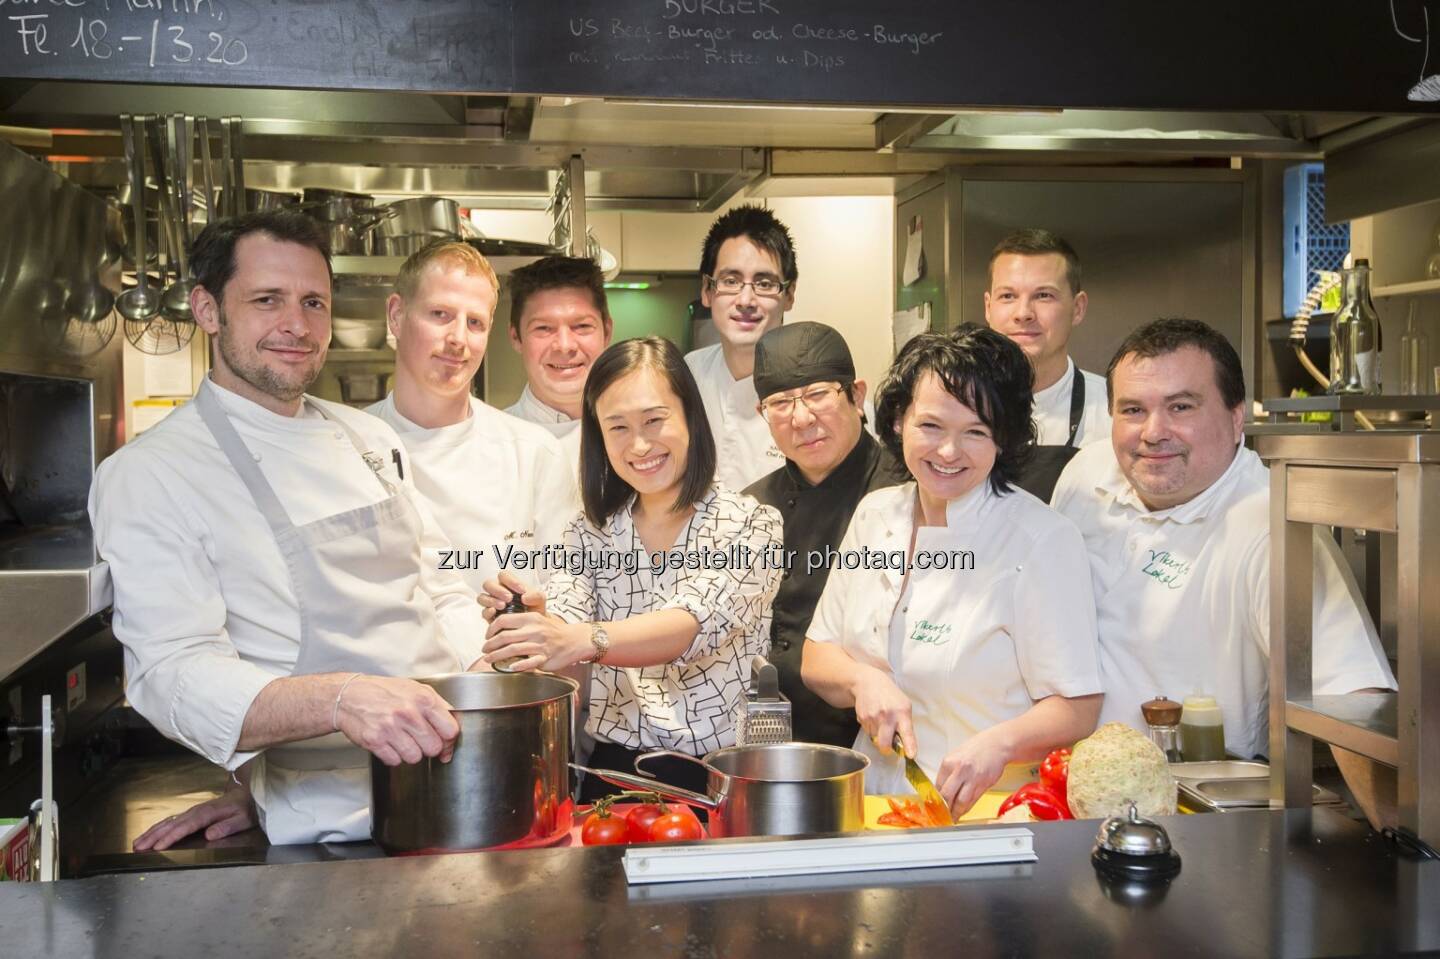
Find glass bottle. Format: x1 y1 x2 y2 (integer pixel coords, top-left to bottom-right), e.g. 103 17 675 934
1329 260 1382 395
1179 695 1226 762
1400 302 1430 395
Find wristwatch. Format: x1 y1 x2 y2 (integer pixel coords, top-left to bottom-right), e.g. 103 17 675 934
582 623 610 664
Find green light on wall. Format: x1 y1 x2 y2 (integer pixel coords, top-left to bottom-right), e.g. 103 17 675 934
604 281 653 290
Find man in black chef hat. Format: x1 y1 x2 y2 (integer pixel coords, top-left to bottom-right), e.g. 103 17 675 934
744 323 907 748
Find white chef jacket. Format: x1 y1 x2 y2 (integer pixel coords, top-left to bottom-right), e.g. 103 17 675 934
368 393 578 591
504 384 582 480
684 343 786 492
1052 442 1397 759
1034 358 1112 448
807 481 1103 795
89 380 487 771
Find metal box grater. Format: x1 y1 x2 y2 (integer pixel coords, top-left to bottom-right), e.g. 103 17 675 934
732 656 792 745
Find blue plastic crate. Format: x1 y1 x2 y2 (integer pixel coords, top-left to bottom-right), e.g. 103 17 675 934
1283 162 1350 318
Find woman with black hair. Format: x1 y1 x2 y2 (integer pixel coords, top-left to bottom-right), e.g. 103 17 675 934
801 326 1103 816
479 336 782 800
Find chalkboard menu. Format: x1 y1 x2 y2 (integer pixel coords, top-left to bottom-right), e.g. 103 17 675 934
0 0 509 92
4 0 1439 114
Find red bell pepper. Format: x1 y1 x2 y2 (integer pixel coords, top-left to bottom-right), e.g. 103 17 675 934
1039 748 1072 805
997 782 1073 821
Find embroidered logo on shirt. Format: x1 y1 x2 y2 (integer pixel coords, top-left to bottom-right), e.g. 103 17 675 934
909 619 953 646
1140 549 1192 590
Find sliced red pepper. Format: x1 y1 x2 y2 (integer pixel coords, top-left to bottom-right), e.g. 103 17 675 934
1039 748 1072 804
997 782 1073 821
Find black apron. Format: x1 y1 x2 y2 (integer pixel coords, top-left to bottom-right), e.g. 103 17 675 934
1013 371 1086 503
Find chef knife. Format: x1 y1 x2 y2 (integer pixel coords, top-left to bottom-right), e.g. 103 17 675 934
894 734 953 826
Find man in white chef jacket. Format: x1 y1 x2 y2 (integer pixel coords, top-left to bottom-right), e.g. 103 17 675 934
984 229 1112 502
502 255 614 476
1051 318 1397 820
91 212 490 845
685 205 798 491
366 242 577 591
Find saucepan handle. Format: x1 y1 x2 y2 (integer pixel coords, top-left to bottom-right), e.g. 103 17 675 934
569 763 718 811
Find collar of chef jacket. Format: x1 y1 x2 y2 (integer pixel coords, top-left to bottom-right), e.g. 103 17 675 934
871 480 994 589
1098 441 1254 527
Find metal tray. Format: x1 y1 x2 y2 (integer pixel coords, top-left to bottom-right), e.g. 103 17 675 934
1171 760 1345 811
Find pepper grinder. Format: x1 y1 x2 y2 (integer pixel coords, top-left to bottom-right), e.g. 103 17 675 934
493 592 528 673
1141 696 1184 763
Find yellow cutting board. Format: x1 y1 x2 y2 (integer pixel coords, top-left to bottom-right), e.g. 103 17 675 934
865 790 1009 829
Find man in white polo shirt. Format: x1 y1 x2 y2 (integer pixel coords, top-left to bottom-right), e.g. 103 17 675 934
985 228 1112 502
1052 319 1395 766
503 255 614 476
367 242 578 592
685 205 795 491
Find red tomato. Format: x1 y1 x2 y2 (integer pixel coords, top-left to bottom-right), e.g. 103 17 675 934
581 812 629 846
649 808 703 843
626 803 668 844
1039 748 1072 799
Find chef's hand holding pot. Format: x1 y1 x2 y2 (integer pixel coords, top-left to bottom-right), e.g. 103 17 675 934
851 662 918 762
479 571 590 672
333 674 461 766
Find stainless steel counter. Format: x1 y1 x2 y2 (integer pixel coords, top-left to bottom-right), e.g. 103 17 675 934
11 808 1440 958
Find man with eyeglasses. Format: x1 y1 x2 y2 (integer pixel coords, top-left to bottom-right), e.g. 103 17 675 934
685 205 798 491
744 323 907 747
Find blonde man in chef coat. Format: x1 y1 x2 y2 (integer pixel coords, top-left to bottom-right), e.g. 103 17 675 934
1051 318 1398 825
685 205 798 491
984 229 1112 503
503 255 614 476
367 242 578 593
94 211 490 848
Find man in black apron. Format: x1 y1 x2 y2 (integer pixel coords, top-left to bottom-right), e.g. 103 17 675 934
744 323 907 748
983 228 1112 502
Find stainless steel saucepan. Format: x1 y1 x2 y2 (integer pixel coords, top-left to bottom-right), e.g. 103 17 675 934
370 671 578 855
576 742 868 839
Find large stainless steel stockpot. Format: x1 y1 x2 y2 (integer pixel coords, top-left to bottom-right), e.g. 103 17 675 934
371 671 578 855
577 742 868 839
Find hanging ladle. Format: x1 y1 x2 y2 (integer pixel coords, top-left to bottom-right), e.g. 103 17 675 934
115 114 160 324
159 113 196 324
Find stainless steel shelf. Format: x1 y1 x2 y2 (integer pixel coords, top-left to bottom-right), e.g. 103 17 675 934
325 348 393 363
1286 694 1399 766
1374 278 1440 298
1263 394 1440 413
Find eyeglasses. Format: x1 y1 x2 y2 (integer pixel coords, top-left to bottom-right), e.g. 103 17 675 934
758 385 846 422
704 274 790 298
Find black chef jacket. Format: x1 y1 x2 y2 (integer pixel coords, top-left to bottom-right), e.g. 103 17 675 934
744 430 908 748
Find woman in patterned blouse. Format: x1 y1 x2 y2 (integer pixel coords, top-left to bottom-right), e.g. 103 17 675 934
481 336 783 801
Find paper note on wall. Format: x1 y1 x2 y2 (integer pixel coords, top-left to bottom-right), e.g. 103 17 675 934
892 303 930 355
142 349 194 397
902 216 926 286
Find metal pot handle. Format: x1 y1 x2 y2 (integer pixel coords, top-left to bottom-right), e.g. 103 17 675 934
569 763 718 811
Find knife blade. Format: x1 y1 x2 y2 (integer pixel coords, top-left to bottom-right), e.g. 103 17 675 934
894 734 953 826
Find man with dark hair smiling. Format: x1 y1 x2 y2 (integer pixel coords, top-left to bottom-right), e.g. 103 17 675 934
1052 318 1395 821
504 255 614 473
686 204 799 491
744 322 906 747
89 212 488 846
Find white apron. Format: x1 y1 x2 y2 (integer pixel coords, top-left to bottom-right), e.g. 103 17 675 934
195 381 461 844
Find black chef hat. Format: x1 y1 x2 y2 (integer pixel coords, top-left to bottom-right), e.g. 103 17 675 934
752 322 857 401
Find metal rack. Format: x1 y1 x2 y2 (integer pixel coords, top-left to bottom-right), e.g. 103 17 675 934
1257 430 1439 846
